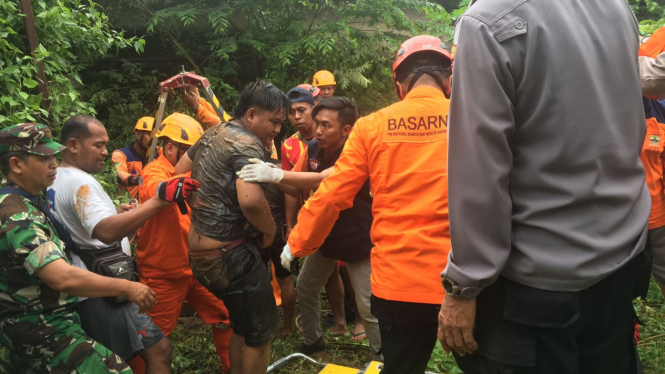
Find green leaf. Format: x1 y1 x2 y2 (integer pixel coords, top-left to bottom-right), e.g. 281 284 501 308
23 78 38 88
3 65 19 75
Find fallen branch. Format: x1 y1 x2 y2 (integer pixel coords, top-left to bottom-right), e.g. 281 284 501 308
638 333 665 346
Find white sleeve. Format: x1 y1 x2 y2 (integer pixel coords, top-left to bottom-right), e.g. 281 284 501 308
73 183 117 238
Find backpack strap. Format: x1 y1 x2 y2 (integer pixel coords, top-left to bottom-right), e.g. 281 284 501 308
0 186 81 255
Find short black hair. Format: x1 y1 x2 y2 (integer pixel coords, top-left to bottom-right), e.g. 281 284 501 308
0 151 29 176
395 51 451 84
311 97 360 128
61 114 101 144
232 81 290 119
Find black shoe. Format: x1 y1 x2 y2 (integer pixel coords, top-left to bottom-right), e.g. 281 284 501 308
296 336 327 355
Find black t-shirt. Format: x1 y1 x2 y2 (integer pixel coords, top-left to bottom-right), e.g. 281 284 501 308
306 139 373 263
188 121 268 242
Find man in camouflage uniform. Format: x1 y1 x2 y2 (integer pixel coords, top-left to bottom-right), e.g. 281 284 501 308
0 123 156 373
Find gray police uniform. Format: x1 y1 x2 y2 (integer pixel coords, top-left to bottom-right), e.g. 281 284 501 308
444 0 650 372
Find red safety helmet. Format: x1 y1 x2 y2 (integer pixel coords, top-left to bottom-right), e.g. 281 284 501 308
297 84 321 98
392 35 452 100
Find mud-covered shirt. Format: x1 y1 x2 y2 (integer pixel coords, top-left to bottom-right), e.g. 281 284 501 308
0 193 74 320
189 121 268 242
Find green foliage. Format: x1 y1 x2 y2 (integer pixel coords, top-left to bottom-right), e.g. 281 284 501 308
635 279 665 374
88 0 455 127
0 0 143 130
628 0 665 34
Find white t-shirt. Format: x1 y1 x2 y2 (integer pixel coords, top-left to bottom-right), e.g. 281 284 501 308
47 166 131 273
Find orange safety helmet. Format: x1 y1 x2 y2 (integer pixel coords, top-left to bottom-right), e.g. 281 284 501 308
298 84 321 98
312 70 336 87
155 113 204 146
134 116 155 132
392 35 452 100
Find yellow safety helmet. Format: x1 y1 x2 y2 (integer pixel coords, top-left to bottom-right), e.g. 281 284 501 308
134 116 155 132
155 113 204 146
312 70 336 87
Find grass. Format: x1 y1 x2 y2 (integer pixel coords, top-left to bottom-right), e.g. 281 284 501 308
170 279 665 374
1 280 661 373
636 280 665 374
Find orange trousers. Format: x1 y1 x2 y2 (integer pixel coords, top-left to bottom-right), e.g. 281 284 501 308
140 275 232 373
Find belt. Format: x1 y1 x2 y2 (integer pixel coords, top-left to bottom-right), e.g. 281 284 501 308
188 237 249 258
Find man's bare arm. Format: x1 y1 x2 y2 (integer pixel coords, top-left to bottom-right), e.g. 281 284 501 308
92 198 170 244
236 178 276 247
37 259 156 313
175 152 193 175
284 193 301 241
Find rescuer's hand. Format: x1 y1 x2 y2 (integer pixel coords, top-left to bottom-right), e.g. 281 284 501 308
157 177 200 214
116 203 133 214
236 158 284 183
438 295 478 356
124 281 157 314
157 177 200 203
181 86 200 109
281 243 294 269
128 175 142 186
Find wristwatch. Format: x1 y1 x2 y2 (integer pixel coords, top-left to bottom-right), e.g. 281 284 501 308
442 276 463 298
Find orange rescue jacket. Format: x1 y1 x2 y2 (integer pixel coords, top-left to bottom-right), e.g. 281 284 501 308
137 154 193 278
640 30 665 229
288 86 451 304
640 117 665 229
112 144 146 199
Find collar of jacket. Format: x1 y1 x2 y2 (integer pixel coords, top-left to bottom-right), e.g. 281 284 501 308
156 152 176 174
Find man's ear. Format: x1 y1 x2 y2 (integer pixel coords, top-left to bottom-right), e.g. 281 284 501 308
8 156 25 175
342 125 352 137
444 75 453 99
65 137 79 153
246 107 256 123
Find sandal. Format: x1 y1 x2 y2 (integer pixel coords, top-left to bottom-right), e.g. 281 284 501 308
349 330 366 341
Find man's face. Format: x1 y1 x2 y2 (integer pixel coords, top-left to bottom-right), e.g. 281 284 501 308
71 122 109 174
315 108 350 152
288 102 315 135
319 85 335 99
14 154 58 192
163 141 190 166
134 130 152 151
247 108 285 148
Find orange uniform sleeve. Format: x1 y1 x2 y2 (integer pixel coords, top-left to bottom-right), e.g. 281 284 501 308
139 158 191 205
111 150 131 185
287 121 370 257
196 98 222 129
640 27 665 58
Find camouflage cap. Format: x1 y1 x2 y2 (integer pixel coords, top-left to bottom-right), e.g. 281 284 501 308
0 123 67 156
